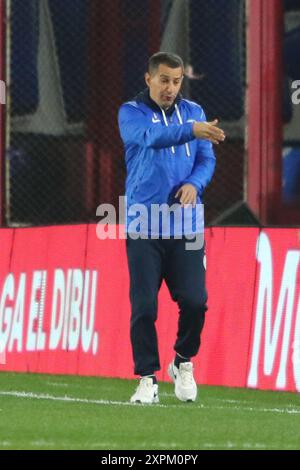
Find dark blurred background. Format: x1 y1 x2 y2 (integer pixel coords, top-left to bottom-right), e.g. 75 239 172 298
4 0 300 227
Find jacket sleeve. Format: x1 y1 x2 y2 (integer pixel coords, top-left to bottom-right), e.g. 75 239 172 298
182 108 216 195
118 104 195 149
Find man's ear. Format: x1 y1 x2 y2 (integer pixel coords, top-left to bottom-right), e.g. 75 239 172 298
145 72 150 88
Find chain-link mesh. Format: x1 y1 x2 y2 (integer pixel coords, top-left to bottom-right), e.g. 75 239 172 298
6 0 246 226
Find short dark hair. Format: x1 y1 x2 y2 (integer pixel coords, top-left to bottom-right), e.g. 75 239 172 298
148 52 184 75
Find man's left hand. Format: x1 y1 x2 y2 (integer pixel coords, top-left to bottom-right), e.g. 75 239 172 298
175 184 198 207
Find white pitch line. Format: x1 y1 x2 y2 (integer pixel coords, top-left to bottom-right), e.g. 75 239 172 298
0 441 11 447
30 440 55 447
211 398 258 405
0 390 168 408
1 390 300 415
215 404 300 415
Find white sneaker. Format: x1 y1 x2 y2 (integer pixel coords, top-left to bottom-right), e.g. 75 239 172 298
130 377 159 404
168 361 197 402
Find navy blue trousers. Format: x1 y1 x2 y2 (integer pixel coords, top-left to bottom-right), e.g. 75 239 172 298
126 237 207 376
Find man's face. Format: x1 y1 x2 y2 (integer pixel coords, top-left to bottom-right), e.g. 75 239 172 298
145 64 184 109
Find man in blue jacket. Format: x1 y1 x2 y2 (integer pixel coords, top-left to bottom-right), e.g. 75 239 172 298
118 52 225 404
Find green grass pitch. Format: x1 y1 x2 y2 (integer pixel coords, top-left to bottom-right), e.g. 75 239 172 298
0 372 300 450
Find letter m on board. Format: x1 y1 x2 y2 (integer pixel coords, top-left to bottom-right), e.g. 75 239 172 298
247 233 300 390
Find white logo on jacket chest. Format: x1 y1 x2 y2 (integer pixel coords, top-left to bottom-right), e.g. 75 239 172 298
152 113 161 124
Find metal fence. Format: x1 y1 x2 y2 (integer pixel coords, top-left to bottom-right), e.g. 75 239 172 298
5 0 246 226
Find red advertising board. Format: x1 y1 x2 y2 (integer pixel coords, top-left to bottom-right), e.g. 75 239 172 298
247 229 300 392
0 225 299 392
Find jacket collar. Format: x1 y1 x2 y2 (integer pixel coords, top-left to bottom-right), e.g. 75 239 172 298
135 89 182 116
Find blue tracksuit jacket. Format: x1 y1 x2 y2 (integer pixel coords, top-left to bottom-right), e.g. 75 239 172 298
118 90 216 236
